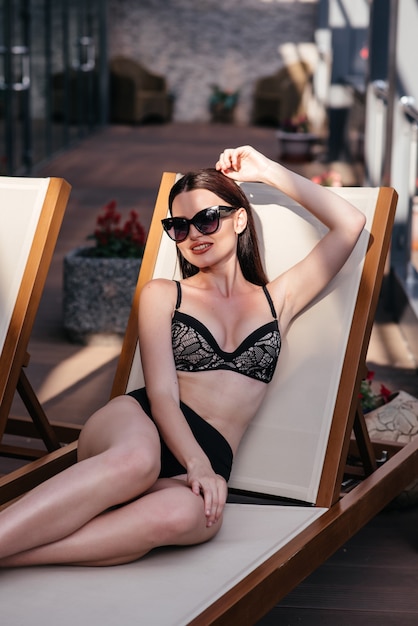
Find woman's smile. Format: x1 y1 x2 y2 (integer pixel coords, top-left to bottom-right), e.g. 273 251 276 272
190 241 213 254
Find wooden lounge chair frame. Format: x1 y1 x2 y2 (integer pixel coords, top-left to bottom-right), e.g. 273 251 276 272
1 174 418 625
0 176 74 460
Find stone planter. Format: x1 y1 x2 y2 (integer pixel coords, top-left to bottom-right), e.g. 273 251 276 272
276 130 318 162
63 247 141 344
365 390 418 508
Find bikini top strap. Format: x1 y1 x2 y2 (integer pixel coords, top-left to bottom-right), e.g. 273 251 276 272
174 280 182 310
263 284 277 320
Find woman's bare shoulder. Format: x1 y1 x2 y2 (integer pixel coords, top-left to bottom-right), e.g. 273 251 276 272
141 277 177 294
140 278 178 309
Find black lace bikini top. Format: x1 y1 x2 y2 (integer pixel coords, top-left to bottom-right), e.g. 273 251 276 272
171 281 281 384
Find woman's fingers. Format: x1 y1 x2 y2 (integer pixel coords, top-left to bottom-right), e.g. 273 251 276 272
200 476 227 527
215 145 270 182
190 476 226 527
216 148 238 173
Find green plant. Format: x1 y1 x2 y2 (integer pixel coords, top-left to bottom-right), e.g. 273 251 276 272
209 85 239 112
86 200 146 258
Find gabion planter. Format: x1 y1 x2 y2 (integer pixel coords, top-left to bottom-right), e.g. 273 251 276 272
63 247 141 344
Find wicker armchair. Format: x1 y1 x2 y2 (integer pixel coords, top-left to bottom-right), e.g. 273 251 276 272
252 61 313 127
109 57 172 124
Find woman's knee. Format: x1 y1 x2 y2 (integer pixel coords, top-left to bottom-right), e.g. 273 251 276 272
154 485 221 546
78 395 158 460
77 396 162 499
78 396 125 458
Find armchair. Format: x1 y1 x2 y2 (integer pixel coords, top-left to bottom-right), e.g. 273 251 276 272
109 56 172 124
252 60 313 127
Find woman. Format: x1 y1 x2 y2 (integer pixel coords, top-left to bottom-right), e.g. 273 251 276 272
0 145 365 567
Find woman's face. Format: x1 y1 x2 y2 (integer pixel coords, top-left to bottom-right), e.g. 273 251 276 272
171 189 247 269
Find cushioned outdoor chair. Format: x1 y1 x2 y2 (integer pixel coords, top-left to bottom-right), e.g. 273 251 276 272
252 61 313 127
1 175 418 626
109 56 172 124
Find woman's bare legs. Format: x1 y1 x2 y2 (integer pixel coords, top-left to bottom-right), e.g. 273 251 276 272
0 396 162 563
0 478 220 567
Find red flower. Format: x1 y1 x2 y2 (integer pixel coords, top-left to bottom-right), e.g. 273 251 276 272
380 384 392 403
87 200 147 258
359 370 392 412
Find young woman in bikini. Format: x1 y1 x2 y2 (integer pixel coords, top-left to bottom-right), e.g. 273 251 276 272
0 145 365 567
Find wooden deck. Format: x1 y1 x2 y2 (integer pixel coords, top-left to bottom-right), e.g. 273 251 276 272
2 123 418 624
260 504 418 624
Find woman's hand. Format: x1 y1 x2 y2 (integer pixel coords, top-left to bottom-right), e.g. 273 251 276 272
215 145 273 183
187 459 228 527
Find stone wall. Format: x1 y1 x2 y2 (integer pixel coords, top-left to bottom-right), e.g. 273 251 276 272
107 0 319 124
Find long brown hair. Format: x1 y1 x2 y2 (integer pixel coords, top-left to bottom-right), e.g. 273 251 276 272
168 169 268 285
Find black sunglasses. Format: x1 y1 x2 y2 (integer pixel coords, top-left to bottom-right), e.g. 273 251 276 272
161 205 238 243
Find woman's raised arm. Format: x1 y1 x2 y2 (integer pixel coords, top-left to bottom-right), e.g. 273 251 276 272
216 145 367 329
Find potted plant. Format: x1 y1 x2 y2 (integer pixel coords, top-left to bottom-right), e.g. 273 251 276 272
209 85 239 123
276 114 318 162
63 200 146 344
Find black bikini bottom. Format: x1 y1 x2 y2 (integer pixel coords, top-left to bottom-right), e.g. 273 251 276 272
127 387 233 481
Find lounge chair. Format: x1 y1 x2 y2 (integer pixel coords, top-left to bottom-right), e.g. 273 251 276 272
0 176 73 460
1 174 416 626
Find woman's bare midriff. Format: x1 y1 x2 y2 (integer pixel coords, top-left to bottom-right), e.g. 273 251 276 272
177 369 268 454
